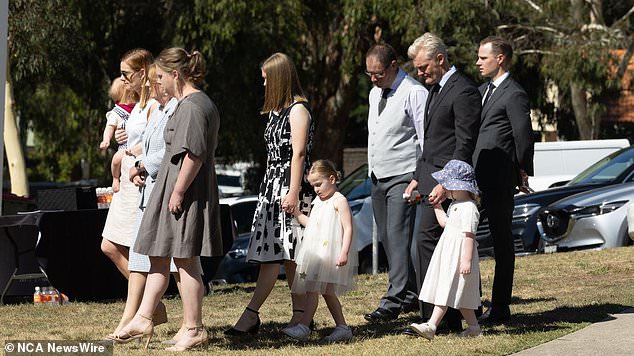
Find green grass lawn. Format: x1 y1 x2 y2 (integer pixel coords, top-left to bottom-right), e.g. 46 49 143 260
1 246 633 355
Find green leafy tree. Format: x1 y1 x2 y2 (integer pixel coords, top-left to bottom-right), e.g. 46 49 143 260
493 0 634 139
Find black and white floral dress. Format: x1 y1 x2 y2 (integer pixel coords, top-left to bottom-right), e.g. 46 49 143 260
246 101 314 263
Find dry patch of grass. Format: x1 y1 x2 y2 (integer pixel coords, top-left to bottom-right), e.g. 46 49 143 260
1 246 633 355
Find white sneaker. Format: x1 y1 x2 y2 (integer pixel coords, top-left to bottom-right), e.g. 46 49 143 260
282 323 311 341
409 322 436 340
323 325 352 342
458 324 482 337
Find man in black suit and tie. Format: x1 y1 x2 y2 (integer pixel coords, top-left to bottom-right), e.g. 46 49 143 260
474 36 534 324
403 32 481 334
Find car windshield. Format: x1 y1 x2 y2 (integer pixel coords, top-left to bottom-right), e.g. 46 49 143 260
339 164 371 200
568 146 634 185
218 174 241 187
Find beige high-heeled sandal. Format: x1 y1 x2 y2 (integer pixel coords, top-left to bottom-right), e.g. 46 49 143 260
165 326 208 352
113 314 154 350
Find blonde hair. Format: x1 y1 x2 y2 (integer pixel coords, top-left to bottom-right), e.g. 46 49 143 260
309 159 342 181
121 48 153 109
407 32 448 60
261 53 307 113
156 47 206 86
108 77 137 104
108 77 126 103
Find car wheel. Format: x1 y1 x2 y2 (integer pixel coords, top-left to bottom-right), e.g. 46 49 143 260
622 231 634 247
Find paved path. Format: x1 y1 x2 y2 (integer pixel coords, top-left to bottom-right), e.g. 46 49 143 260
513 308 634 355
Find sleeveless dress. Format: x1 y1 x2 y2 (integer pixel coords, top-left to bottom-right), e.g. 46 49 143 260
246 101 314 263
419 200 481 310
102 99 156 247
292 192 358 296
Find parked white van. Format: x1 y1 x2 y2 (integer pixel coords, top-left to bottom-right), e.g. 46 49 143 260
529 139 630 191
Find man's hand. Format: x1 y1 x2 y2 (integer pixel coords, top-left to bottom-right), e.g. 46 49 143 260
404 179 418 198
518 169 532 193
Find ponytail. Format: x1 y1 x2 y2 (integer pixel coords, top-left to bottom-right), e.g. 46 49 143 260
156 48 206 87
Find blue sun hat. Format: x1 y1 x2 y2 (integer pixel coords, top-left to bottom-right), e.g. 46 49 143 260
431 159 479 195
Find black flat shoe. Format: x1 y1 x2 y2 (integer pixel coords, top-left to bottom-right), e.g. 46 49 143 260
364 308 398 322
225 307 261 336
400 327 418 336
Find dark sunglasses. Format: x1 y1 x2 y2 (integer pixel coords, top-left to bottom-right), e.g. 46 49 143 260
120 70 137 81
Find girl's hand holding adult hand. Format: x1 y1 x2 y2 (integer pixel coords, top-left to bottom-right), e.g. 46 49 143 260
428 184 446 206
282 192 299 214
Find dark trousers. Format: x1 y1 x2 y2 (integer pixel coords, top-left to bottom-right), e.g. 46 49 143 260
371 172 418 314
481 184 515 307
414 199 462 326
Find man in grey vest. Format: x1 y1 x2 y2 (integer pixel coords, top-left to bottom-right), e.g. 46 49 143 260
364 43 428 322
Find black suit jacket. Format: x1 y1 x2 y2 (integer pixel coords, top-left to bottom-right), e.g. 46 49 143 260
473 76 534 190
414 70 481 193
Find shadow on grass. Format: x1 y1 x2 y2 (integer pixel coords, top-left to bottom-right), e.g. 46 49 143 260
484 302 631 335
193 302 633 351
212 285 256 295
204 321 360 350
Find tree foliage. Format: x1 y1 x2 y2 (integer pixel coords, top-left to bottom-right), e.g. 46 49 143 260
6 0 634 186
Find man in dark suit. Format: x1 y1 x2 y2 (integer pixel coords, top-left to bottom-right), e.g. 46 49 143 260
403 32 481 334
474 36 534 324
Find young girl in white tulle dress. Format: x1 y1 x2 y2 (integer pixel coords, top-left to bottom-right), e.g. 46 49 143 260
410 159 482 339
282 159 357 342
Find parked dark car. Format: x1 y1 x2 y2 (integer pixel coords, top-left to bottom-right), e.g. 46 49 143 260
212 196 261 283
214 164 388 283
476 145 634 257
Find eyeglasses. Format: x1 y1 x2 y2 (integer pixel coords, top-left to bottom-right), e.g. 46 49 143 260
364 68 388 79
120 70 138 82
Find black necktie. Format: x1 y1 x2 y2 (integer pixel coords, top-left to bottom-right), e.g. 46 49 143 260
426 83 440 119
378 88 391 115
482 82 496 107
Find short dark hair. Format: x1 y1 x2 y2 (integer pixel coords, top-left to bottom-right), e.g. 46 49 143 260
480 36 513 63
366 43 398 67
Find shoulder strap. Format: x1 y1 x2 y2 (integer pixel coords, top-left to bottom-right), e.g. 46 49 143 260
281 100 312 118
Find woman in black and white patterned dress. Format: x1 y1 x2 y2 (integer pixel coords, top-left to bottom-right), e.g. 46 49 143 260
226 52 314 336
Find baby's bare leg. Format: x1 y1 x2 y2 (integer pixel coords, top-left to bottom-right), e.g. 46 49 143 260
111 150 124 192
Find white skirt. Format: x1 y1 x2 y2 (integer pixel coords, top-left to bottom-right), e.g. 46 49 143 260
102 155 140 247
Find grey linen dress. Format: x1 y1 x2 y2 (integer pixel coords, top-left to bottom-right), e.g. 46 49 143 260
133 92 223 259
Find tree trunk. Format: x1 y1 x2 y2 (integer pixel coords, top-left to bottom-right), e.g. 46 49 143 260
4 68 29 197
302 11 359 170
569 82 593 139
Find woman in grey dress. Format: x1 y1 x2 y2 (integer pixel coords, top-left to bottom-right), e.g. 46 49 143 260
105 63 178 340
114 48 222 351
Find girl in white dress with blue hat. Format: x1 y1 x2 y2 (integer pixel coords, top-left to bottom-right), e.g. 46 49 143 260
410 159 482 339
283 159 357 342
